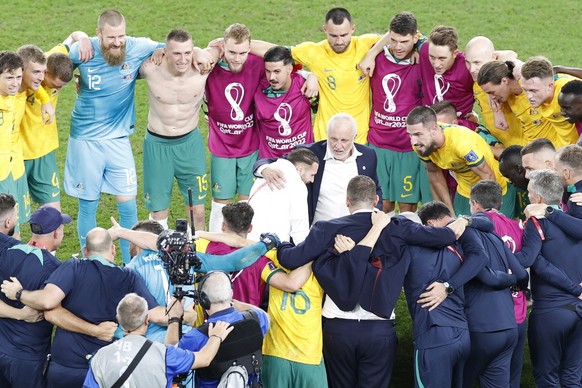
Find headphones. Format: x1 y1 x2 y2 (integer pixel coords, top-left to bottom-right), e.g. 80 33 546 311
196 270 232 311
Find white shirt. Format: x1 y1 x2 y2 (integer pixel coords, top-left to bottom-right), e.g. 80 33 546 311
313 145 361 223
248 158 310 244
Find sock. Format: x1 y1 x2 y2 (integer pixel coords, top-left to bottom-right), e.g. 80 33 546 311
149 213 169 230
117 199 137 265
209 201 226 232
78 199 99 255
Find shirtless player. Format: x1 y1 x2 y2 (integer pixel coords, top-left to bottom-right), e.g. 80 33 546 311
140 29 211 231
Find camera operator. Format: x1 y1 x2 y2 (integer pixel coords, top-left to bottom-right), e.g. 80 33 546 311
125 220 198 343
166 271 269 388
84 293 233 388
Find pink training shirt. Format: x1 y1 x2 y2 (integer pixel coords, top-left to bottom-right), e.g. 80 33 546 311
419 44 475 124
254 72 314 158
206 54 265 158
368 51 422 152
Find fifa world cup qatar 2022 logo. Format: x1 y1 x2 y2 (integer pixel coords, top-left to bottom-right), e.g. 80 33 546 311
382 74 402 113
273 103 293 136
225 82 245 121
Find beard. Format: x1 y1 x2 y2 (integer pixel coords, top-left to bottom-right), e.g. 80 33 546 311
7 226 15 237
101 41 126 66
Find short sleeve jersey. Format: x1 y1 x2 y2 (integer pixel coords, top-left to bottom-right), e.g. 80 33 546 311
21 44 69 159
417 123 508 198
291 34 380 144
0 95 16 180
69 37 162 140
473 83 526 146
47 256 159 368
261 253 325 365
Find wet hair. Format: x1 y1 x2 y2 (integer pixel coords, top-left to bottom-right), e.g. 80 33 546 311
325 7 352 25
470 180 502 210
418 201 451 225
389 12 417 36
264 46 293 65
429 26 458 51
477 60 516 86
222 202 253 234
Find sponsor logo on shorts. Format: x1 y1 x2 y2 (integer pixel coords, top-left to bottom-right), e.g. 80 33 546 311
400 193 413 198
51 191 59 198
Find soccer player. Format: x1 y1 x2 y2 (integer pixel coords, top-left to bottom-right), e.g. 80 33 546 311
206 23 266 233
499 145 530 219
255 46 314 159
558 79 582 130
0 52 22 209
406 105 514 217
521 56 580 147
477 60 557 146
65 10 164 263
419 26 476 130
20 33 82 213
520 138 556 179
362 12 429 213
140 29 209 232
464 36 525 151
251 7 380 144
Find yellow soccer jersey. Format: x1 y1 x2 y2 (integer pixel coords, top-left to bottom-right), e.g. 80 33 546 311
21 44 69 160
0 95 15 180
10 91 27 179
261 253 324 365
535 74 579 148
473 83 526 146
418 123 508 198
506 91 551 143
291 34 380 144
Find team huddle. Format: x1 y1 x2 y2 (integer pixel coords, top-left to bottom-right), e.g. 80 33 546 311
0 5 581 388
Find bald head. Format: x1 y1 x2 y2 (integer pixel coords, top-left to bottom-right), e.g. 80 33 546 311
85 227 114 260
465 36 495 82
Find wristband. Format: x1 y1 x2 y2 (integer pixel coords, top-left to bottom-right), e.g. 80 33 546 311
210 334 223 343
168 317 181 325
15 288 24 302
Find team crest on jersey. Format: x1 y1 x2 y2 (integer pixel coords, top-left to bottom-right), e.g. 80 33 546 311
119 62 134 81
358 74 367 82
532 119 543 125
529 108 539 115
463 150 479 163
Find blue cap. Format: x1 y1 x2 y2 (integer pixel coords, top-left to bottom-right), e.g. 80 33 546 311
29 206 72 234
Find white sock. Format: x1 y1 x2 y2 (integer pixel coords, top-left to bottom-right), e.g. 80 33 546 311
209 201 226 232
149 214 169 230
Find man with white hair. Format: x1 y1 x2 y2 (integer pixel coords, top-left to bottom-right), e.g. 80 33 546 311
257 112 382 225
